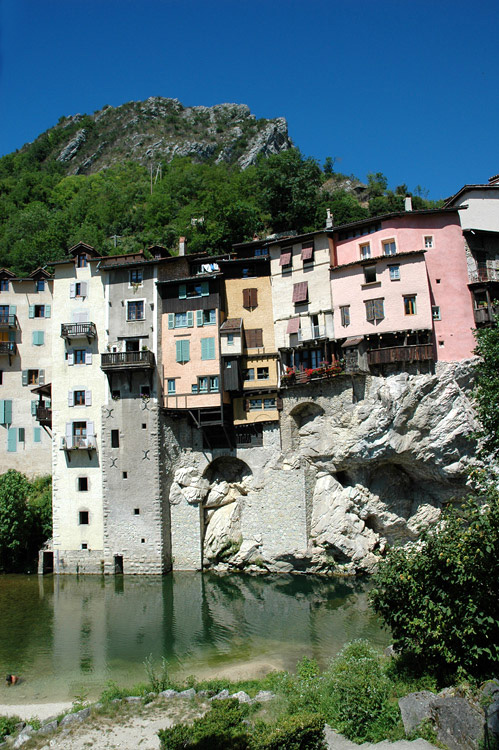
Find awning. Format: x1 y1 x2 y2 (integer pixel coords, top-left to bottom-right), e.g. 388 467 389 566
287 317 300 334
292 281 308 303
301 245 314 261
280 251 292 266
341 336 364 348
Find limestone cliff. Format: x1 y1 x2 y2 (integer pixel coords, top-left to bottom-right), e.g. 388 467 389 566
166 360 478 575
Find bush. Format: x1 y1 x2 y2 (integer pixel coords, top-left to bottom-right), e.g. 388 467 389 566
158 699 249 750
0 714 21 742
251 712 326 750
370 495 499 681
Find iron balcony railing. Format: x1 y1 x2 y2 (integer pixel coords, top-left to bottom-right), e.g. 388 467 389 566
297 325 326 342
0 314 18 329
101 350 155 370
61 435 97 451
61 322 97 339
0 341 17 355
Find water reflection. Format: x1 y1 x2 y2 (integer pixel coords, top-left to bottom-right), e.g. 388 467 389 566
0 573 389 703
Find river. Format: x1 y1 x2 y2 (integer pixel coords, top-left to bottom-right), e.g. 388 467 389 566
0 572 389 704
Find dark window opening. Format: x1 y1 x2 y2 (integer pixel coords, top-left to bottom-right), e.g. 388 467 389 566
123 471 128 479
134 508 140 515
81 543 88 550
111 430 120 448
112 390 120 400
140 385 151 398
79 511 89 525
142 423 146 429
78 477 89 491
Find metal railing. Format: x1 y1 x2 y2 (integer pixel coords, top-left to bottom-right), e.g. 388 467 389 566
61 322 97 338
61 435 97 450
0 314 17 328
298 325 326 342
101 350 155 369
0 341 17 355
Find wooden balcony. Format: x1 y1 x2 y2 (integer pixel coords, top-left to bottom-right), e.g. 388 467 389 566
0 314 18 330
469 266 499 284
101 350 155 371
35 405 52 428
473 306 497 326
61 322 97 340
280 364 344 388
0 342 17 356
367 343 434 366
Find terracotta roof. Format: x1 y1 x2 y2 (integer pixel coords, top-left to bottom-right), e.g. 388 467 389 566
220 318 243 331
341 337 364 348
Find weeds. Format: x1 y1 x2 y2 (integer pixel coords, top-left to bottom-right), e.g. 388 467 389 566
144 654 172 692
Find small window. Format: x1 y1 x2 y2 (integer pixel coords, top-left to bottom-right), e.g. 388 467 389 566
174 312 188 328
123 472 128 480
18 428 25 442
140 385 151 398
242 288 258 310
0 280 9 292
364 266 377 284
36 279 45 292
79 511 89 525
360 242 371 259
404 295 417 315
264 397 276 410
127 300 144 321
389 265 400 281
28 369 39 385
254 247 268 256
81 543 88 550
167 379 176 394
439 340 445 347
365 298 384 322
257 367 269 380
383 240 397 256
129 268 143 286
111 429 120 448
301 243 314 264
203 309 216 325
209 376 219 392
242 265 255 278
142 423 146 429
244 368 255 381
436 279 441 284
134 508 140 515
78 477 89 492
424 236 434 248
227 334 234 345
249 398 263 410
0 371 3 385
34 305 45 318
432 305 441 320
74 349 86 364
112 390 121 400
280 248 292 271
198 376 208 393
340 306 350 327
245 329 263 348
74 390 85 406
191 384 198 393
77 254 87 268
141 538 145 544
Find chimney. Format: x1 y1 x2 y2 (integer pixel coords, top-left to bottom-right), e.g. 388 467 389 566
404 195 413 212
326 208 334 229
178 236 186 256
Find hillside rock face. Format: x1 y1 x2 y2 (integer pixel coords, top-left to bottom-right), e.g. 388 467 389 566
50 97 292 174
167 361 478 575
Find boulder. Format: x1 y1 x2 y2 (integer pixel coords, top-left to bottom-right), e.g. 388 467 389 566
398 691 435 733
211 689 230 701
430 695 484 750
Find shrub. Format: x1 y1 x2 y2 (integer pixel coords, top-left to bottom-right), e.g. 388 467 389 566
144 654 171 692
251 712 326 750
0 715 21 742
158 698 249 750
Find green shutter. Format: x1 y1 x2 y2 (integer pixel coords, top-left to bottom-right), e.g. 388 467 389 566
28 305 35 318
0 401 4 425
168 313 174 329
196 310 203 327
176 340 182 362
179 284 186 299
9 305 16 316
4 400 12 424
7 428 17 452
183 340 190 362
187 311 194 328
8 330 15 342
31 400 38 416
201 281 209 296
44 304 51 318
18 428 25 442
201 337 215 360
32 331 44 346
33 427 41 443
22 370 28 386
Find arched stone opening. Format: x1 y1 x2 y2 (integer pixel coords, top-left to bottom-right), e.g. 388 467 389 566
289 402 326 450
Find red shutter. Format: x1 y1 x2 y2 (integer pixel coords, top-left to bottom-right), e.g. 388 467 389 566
243 288 250 308
287 317 300 333
276 397 283 411
244 399 250 412
249 288 258 307
292 282 308 303
280 250 292 266
301 245 314 261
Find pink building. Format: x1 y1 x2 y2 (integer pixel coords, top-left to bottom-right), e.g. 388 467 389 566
330 208 476 366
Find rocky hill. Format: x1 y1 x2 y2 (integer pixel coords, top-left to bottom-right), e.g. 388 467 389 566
33 97 293 175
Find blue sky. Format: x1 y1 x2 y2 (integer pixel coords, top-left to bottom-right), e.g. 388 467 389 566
1 0 498 199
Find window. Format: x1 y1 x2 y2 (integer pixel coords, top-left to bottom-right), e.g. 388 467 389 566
200 337 216 360
340 306 350 327
74 390 86 406
179 281 209 298
167 379 176 394
142 424 146 429
175 312 188 328
432 305 441 321
78 477 88 492
123 472 128 480
264 397 276 409
244 368 255 381
365 298 385 322
34 305 46 318
32 331 44 346
134 508 140 515
227 334 234 345
389 265 400 281
81 543 88 550
111 429 120 448
424 236 434 248
7 427 16 452
198 377 208 392
36 279 45 292
18 428 25 443
0 371 3 385
77 254 87 268
33 427 41 443
79 511 89 524
140 385 151 398
254 247 268 256
27 370 39 385
292 282 308 304
280 248 292 270
129 268 143 286
249 398 263 410
364 265 377 284
74 349 86 364
242 265 256 278
203 309 216 325
0 399 12 425
404 295 417 315
383 240 397 256
257 367 269 380
242 288 258 310
112 390 120 400
75 283 85 297
191 384 198 393
301 243 314 264
360 242 371 259
127 300 144 321
0 280 8 292
245 329 263 348
209 376 219 392
175 340 190 363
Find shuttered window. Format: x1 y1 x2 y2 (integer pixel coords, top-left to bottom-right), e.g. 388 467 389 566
7 427 17 452
175 340 190 363
287 317 300 334
33 427 41 443
301 244 314 262
0 399 12 425
280 249 292 267
245 329 263 348
200 337 215 360
242 288 258 309
31 400 38 416
32 331 44 346
365 298 384 322
292 282 308 303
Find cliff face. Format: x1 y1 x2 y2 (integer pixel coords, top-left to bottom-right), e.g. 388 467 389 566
41 98 292 174
166 360 478 575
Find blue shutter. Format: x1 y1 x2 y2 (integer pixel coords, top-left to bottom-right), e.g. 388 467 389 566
176 341 182 363
31 400 38 416
182 340 190 362
7 428 17 452
22 370 28 386
179 284 186 299
187 311 194 328
201 281 209 296
201 338 215 360
0 401 4 424
28 305 35 319
4 400 12 424
44 305 51 318
196 310 203 327
8 330 15 342
32 331 44 346
168 313 174 329
33 427 41 443
39 369 45 385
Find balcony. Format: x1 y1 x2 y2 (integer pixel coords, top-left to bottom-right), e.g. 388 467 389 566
0 342 17 356
473 305 498 326
61 435 97 451
61 322 97 340
101 350 155 372
35 405 52 428
280 362 344 388
468 266 499 284
298 325 327 342
0 314 18 330
367 343 434 366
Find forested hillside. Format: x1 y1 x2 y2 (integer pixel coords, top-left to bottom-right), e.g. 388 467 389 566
0 99 442 275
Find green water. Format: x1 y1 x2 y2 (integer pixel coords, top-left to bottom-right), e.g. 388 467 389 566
0 572 389 704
